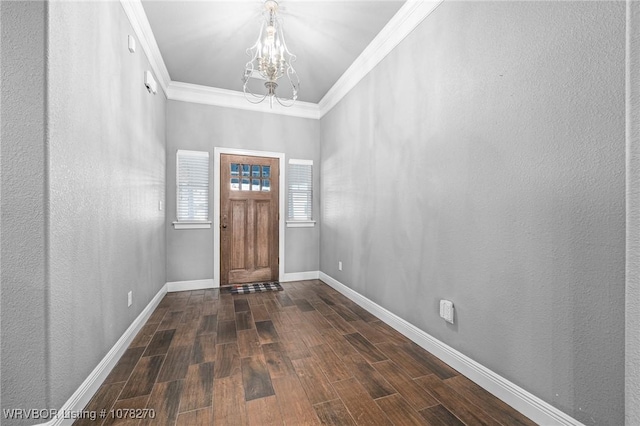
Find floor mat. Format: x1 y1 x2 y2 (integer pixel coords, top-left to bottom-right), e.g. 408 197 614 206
228 281 283 294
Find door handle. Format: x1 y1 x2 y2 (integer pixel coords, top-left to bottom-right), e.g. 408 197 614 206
222 215 228 229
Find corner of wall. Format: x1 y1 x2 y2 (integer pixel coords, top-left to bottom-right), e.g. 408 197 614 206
1 0 51 413
626 0 640 423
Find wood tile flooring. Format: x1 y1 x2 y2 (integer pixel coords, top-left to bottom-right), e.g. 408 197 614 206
76 280 536 426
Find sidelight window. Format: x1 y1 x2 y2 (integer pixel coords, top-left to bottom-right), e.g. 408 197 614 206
174 149 211 229
287 159 314 226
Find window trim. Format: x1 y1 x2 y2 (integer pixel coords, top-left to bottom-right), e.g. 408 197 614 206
172 221 212 230
174 149 211 229
286 220 316 228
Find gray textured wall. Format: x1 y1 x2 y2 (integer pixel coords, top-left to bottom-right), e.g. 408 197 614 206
626 0 640 423
166 101 320 283
46 1 167 409
1 1 631 423
1 1 168 414
1 1 49 417
320 2 626 425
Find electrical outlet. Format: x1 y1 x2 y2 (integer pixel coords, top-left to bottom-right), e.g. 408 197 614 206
439 299 454 324
338 261 342 271
128 291 133 307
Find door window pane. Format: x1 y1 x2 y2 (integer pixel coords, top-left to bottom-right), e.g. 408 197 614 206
231 162 273 191
230 177 239 190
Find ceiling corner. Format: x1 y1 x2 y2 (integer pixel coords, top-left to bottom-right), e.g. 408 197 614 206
318 0 445 118
120 0 171 97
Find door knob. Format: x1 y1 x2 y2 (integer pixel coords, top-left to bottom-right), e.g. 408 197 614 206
222 215 228 229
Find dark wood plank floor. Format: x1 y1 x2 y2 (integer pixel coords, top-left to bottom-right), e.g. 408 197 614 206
75 280 537 426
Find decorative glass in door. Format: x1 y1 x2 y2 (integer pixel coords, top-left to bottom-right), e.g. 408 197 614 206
230 163 271 192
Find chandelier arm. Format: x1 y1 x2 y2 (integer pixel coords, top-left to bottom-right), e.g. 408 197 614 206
243 86 269 104
243 77 266 98
274 96 296 107
276 20 295 59
248 20 266 51
286 67 299 89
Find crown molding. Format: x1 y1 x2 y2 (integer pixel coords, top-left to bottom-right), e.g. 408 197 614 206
317 0 444 118
120 0 443 119
120 0 171 97
167 81 321 120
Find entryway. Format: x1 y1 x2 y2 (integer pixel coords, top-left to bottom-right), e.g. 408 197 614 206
214 148 285 287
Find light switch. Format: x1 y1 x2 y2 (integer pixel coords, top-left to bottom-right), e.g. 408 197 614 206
128 35 136 53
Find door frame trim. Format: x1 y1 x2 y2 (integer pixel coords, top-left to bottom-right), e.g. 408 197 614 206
213 147 285 288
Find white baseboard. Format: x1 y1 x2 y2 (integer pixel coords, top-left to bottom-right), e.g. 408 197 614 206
166 279 214 292
165 274 320 291
318 272 584 426
42 283 168 426
281 271 320 282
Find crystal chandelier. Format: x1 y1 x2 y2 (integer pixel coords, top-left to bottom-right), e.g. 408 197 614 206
242 0 299 107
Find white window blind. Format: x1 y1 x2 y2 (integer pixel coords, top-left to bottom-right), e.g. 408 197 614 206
176 150 209 221
288 159 313 221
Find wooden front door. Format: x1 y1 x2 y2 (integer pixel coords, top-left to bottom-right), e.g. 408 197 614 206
220 154 279 286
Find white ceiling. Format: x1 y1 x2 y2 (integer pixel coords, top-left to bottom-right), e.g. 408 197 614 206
141 1 405 104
